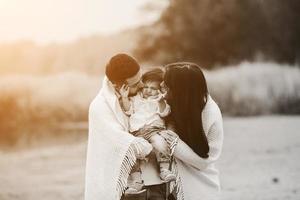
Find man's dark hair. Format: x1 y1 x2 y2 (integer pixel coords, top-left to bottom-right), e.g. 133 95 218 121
105 53 140 84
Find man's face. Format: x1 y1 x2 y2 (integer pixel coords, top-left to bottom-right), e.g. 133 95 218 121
113 74 143 96
124 70 144 96
127 79 144 95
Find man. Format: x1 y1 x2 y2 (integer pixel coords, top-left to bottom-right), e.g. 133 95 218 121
85 54 166 200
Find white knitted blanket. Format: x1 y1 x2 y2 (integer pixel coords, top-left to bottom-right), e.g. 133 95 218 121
85 77 137 200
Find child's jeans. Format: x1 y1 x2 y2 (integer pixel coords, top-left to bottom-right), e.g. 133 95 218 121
130 124 171 175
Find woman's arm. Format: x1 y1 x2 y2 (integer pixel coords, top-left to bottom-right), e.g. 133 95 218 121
161 121 223 170
174 121 223 170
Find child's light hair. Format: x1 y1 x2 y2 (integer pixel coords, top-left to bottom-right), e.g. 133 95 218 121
141 68 164 85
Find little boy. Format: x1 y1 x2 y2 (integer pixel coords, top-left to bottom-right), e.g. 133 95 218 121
119 68 176 193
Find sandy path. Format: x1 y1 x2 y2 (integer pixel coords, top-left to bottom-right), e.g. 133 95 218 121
220 116 300 200
0 143 86 200
0 116 299 200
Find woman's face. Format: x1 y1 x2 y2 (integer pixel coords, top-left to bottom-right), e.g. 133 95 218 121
142 81 160 98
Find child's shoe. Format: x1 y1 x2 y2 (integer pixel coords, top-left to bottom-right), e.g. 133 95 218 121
125 180 145 195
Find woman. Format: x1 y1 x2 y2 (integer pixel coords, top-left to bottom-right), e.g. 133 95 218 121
161 62 224 200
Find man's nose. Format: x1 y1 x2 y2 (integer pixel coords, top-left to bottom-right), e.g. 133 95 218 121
139 81 144 88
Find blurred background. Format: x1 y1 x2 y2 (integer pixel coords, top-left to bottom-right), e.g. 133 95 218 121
0 0 299 199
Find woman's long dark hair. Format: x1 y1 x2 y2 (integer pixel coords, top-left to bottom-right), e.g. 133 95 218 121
164 62 209 158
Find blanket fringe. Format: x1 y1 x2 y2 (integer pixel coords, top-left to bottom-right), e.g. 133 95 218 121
169 137 185 200
170 159 185 200
116 144 137 200
116 136 184 200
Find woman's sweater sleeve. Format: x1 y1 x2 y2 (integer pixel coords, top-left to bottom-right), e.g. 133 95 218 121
173 120 224 170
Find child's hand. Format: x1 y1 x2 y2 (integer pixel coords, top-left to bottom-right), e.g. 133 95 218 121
157 90 167 101
119 84 129 98
160 81 168 95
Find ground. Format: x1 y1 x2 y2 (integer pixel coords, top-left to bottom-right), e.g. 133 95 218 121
0 116 299 200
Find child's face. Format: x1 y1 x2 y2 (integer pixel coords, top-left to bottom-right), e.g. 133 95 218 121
142 81 160 98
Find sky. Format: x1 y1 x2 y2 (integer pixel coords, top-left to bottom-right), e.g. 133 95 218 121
0 0 165 44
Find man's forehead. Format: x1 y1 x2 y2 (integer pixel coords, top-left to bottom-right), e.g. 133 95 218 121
126 69 142 86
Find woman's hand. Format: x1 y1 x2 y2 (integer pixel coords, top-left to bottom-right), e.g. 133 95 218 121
159 130 179 144
159 130 179 155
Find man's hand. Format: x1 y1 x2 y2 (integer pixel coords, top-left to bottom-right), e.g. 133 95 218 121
149 134 170 156
119 84 129 98
132 137 153 159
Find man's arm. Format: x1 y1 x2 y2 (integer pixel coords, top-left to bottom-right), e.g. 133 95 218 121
120 96 131 112
89 96 150 159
